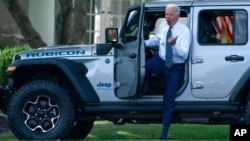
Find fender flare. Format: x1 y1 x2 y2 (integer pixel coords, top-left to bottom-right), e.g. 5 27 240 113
229 67 250 102
5 58 100 104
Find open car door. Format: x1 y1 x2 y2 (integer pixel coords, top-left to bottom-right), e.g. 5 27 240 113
115 3 145 99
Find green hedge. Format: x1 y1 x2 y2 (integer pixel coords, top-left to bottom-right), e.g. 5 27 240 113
0 45 31 86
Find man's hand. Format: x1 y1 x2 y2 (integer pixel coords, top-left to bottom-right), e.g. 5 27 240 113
168 36 178 46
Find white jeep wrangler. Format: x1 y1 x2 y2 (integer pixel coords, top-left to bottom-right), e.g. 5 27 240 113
0 0 250 140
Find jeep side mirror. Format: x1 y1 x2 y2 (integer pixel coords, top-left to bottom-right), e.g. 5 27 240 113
105 28 118 43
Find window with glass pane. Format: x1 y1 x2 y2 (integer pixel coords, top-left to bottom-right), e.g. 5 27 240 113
198 10 247 45
122 9 140 42
235 11 247 44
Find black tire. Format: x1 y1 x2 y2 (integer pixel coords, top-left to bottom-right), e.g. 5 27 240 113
7 80 75 140
63 120 94 140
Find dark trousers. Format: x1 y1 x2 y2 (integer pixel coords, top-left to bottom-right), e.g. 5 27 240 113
146 54 183 128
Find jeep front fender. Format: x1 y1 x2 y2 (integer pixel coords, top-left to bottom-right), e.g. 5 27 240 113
5 58 100 104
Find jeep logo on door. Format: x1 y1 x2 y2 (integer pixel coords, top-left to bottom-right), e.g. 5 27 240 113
96 82 112 90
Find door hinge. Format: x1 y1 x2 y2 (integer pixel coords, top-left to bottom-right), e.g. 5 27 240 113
114 82 120 89
192 82 204 89
192 58 204 64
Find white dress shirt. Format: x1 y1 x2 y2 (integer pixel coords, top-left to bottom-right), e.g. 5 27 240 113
145 21 191 64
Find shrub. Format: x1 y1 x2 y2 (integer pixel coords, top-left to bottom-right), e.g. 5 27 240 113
0 42 7 50
0 45 31 85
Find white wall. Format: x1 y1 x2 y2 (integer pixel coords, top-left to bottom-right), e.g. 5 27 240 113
28 0 55 45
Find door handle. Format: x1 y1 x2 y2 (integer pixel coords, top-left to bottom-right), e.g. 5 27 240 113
225 55 244 62
129 52 137 59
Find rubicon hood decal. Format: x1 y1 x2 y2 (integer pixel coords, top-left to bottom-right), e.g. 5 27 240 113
26 50 86 58
15 45 95 59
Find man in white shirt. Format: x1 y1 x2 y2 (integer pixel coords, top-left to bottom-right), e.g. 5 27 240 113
145 3 191 140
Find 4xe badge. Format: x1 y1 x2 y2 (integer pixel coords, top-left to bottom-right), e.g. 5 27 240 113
230 125 250 141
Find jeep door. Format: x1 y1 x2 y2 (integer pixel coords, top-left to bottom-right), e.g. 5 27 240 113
115 3 145 98
191 5 249 99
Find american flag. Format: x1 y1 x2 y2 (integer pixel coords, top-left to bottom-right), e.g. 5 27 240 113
214 16 233 43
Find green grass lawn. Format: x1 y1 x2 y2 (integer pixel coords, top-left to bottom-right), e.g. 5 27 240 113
0 120 229 140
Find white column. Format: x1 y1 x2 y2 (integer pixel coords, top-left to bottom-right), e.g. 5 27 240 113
99 0 111 43
28 0 55 46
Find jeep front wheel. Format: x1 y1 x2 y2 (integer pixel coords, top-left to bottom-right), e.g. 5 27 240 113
7 80 75 140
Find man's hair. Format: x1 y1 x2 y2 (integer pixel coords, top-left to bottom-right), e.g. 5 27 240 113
166 3 180 15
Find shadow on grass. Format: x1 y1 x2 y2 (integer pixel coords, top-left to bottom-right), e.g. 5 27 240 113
0 120 229 140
